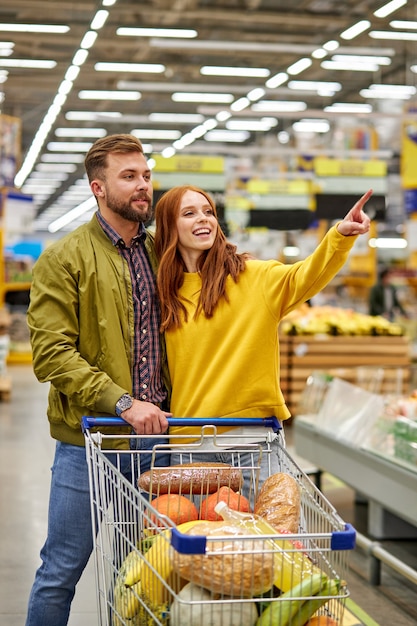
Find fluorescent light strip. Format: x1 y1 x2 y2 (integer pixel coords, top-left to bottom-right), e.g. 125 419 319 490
0 59 56 68
117 27 197 38
149 113 204 123
390 20 417 29
90 10 109 30
265 72 288 88
172 92 234 103
204 130 250 142
130 129 181 139
95 62 165 73
225 119 277 131
78 90 141 100
324 103 372 112
200 66 270 77
287 58 312 75
36 163 78 173
340 20 371 40
369 237 407 249
49 197 97 233
41 154 86 163
293 119 330 132
374 0 407 19
332 54 391 65
288 80 342 91
251 101 307 112
321 60 379 71
370 31 417 40
47 142 94 151
66 111 122 121
55 128 107 138
0 23 69 33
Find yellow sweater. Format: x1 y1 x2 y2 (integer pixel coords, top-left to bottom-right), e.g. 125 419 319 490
166 225 356 439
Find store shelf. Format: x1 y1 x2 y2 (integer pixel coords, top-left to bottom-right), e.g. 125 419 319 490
293 416 417 539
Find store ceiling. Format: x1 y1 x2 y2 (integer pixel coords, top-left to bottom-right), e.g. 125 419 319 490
1 0 417 234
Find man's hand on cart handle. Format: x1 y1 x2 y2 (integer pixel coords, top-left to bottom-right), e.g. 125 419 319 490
121 399 171 434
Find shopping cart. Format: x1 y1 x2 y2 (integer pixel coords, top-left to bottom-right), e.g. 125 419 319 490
82 416 356 626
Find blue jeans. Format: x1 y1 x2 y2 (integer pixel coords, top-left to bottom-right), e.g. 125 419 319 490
25 436 169 626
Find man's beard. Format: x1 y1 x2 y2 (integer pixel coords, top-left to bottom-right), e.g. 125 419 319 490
106 190 153 223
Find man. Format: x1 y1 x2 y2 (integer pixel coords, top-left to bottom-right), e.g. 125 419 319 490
369 267 408 321
25 134 171 626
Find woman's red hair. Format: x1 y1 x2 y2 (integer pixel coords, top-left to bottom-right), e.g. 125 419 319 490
154 185 249 331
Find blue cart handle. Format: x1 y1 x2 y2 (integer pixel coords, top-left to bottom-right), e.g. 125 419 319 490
81 415 281 433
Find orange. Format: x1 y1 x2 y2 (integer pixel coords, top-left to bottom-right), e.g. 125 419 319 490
306 617 339 626
200 486 251 520
148 493 199 526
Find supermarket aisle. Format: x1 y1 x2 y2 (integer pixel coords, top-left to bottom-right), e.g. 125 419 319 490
0 364 416 626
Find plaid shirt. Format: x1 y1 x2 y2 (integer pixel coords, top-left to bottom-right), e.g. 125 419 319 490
96 212 166 406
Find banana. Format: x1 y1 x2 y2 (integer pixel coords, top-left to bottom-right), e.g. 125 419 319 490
123 549 144 588
290 577 343 626
256 572 326 626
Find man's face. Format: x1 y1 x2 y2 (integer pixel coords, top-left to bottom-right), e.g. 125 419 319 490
99 151 153 223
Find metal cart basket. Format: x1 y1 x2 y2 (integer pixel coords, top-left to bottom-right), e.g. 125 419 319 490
83 416 356 626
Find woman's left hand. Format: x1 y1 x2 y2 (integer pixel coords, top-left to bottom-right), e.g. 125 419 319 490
337 189 372 236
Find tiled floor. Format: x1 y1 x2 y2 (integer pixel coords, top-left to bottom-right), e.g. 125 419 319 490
1 364 416 625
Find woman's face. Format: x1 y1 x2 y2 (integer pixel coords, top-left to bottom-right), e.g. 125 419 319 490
176 189 218 270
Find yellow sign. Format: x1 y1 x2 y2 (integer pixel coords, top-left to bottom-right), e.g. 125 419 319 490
401 120 417 189
246 179 311 195
314 157 386 177
152 154 224 173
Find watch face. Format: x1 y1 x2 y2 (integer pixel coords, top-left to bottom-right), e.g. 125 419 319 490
116 394 133 415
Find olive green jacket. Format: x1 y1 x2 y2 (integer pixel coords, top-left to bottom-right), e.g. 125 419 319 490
27 214 170 449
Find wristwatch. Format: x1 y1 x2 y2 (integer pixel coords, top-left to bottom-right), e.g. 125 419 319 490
115 393 134 416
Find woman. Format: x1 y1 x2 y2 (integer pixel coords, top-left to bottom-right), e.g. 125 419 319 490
154 185 371 492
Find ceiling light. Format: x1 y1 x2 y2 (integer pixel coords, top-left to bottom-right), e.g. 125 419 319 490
172 92 234 103
324 102 372 112
323 40 340 51
200 66 270 77
293 119 330 133
55 128 107 138
231 97 250 111
204 130 250 142
312 48 328 59
288 80 342 93
130 129 181 139
216 111 232 122
0 59 56 69
321 60 379 71
149 113 204 123
287 58 312 75
41 153 86 163
47 142 93 151
162 147 176 158
29 171 69 181
374 0 407 18
80 31 98 49
95 62 165 73
36 163 78 173
332 54 392 65
72 49 89 66
225 119 277 131
0 23 70 33
251 101 307 112
78 90 141 100
66 111 122 121
117 27 197 38
90 10 109 30
265 72 288 88
278 131 290 144
390 20 417 29
368 237 407 249
340 20 371 40
369 30 417 40
247 88 265 102
49 197 97 233
360 83 416 99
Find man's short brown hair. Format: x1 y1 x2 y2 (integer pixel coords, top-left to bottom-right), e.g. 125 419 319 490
84 134 144 182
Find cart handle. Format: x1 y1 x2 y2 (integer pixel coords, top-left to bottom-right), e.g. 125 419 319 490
81 415 281 433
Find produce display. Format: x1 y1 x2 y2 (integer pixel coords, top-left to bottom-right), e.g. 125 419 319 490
114 468 346 625
280 304 404 336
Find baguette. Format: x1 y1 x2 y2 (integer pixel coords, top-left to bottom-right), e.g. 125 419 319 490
138 462 243 495
254 472 300 533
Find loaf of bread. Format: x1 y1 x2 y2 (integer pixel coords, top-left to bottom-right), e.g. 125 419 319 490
138 462 243 495
171 520 275 597
254 472 300 533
